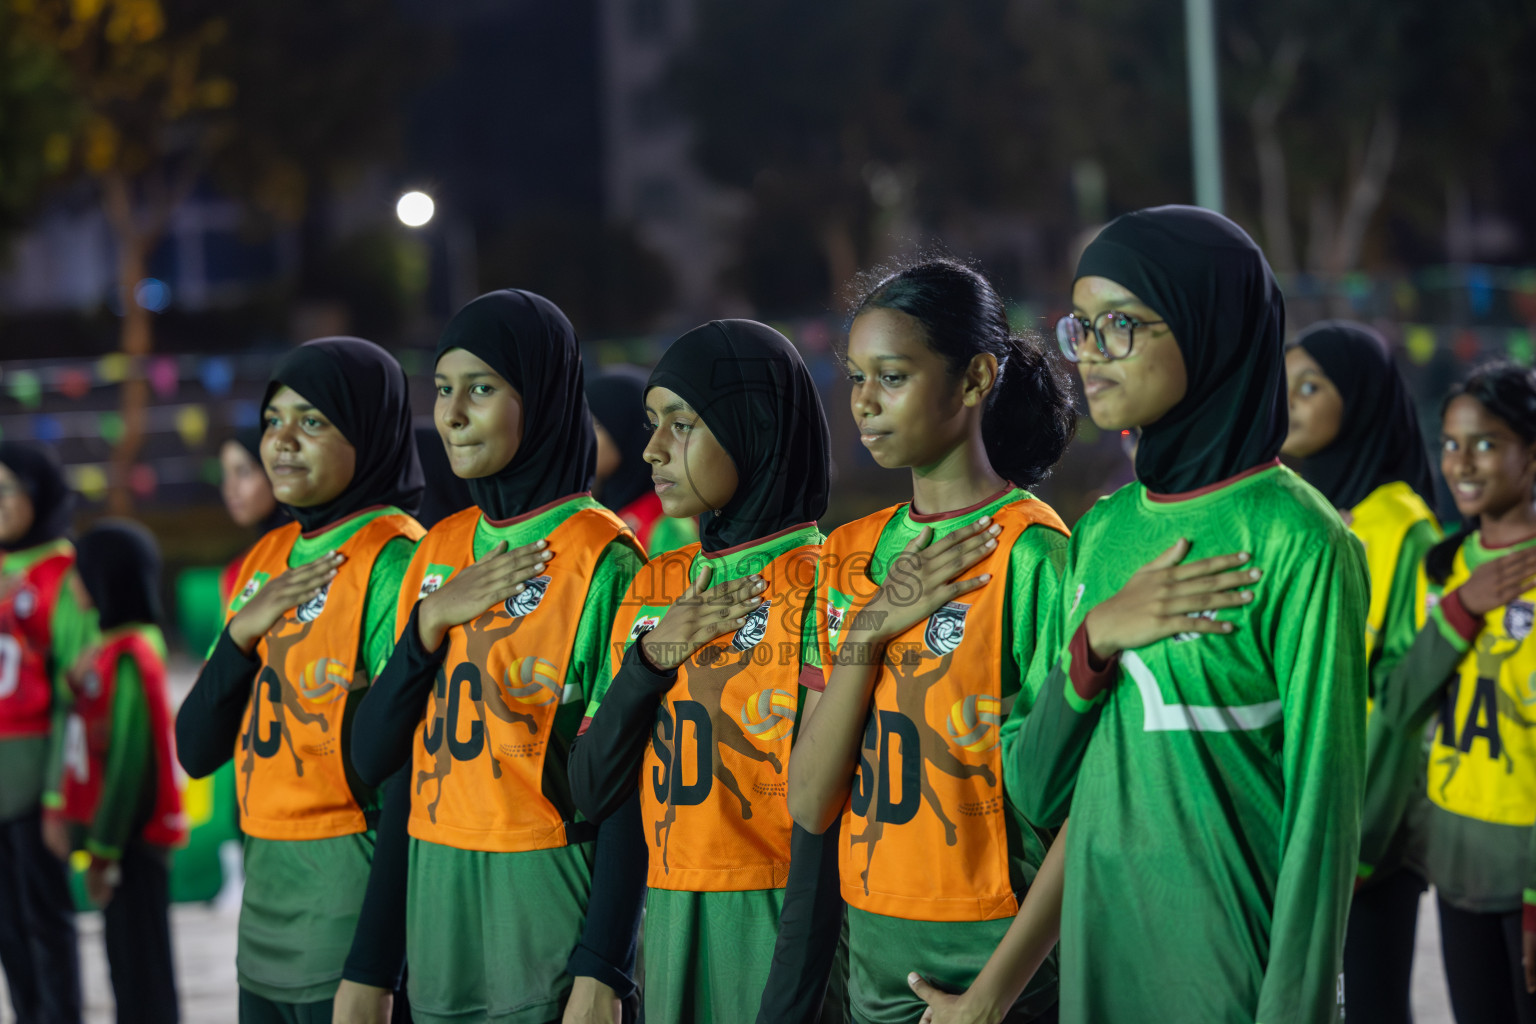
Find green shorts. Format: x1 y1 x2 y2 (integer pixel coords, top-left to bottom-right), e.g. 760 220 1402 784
405 838 593 1024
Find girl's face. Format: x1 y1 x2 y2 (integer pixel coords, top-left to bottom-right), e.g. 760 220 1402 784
435 348 525 479
1069 276 1187 431
642 386 738 518
1441 393 1536 520
1281 347 1343 458
593 420 622 485
220 440 278 528
845 307 995 472
0 463 35 546
261 386 357 508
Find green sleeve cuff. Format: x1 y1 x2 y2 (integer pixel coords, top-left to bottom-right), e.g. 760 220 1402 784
1430 603 1474 654
1062 672 1103 714
85 838 122 861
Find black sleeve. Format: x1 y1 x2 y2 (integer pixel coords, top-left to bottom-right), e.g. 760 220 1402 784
756 820 847 1024
564 791 648 999
342 765 410 990
568 641 676 822
351 605 445 787
175 626 260 779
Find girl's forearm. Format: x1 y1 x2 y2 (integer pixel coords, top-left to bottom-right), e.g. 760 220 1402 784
787 629 886 833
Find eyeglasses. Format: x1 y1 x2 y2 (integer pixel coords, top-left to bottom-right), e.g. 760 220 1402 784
1055 311 1165 363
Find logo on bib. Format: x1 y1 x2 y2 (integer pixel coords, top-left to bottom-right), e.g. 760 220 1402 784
924 602 968 656
826 602 845 635
1506 600 1535 642
504 655 567 706
504 575 550 618
296 582 331 623
13 588 35 619
946 694 1002 752
740 688 796 742
731 599 772 651
417 563 455 599
628 614 661 643
238 577 262 603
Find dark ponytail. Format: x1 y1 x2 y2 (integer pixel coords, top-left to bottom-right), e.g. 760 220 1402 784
1425 361 1536 584
846 256 1076 489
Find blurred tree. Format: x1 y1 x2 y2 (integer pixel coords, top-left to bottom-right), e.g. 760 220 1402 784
675 0 1064 309
5 0 422 510
677 0 1535 311
0 4 81 234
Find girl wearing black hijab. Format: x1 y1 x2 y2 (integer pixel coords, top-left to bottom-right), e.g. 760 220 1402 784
58 520 183 1023
218 428 292 605
569 320 841 1022
351 290 648 1024
0 441 88 1024
1013 206 1370 1023
1281 321 1441 1024
176 337 425 1024
587 364 699 556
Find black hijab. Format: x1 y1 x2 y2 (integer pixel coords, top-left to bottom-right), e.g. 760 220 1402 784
647 320 830 552
413 425 475 529
263 337 423 533
75 519 162 630
434 290 596 522
1076 205 1287 494
1292 320 1436 511
0 442 75 552
587 365 654 512
228 427 291 534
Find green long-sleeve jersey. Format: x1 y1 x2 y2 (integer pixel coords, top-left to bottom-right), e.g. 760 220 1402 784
217 506 416 1003
82 624 169 859
1348 482 1439 880
1014 464 1369 1024
0 539 97 821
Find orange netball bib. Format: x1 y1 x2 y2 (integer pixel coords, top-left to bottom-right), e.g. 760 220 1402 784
614 527 820 892
231 513 425 840
821 498 1067 922
402 504 642 853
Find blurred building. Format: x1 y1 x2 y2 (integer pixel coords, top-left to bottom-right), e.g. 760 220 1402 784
598 0 746 323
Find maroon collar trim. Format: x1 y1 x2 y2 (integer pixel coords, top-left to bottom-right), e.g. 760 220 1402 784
483 492 593 529
1145 459 1281 504
701 521 818 559
908 485 1015 523
300 505 387 540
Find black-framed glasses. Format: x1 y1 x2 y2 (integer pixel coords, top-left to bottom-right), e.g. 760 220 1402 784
1055 311 1165 362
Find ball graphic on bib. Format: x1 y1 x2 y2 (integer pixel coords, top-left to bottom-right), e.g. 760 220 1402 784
740 688 797 743
946 694 1001 752
505 656 563 706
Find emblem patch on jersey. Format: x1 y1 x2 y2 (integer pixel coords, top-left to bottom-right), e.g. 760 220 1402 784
1506 600 1535 642
1069 583 1085 618
236 573 269 610
418 563 455 599
826 602 845 635
924 601 969 656
80 669 101 700
296 582 331 623
731 599 772 651
13 587 35 619
504 575 550 618
627 614 661 643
